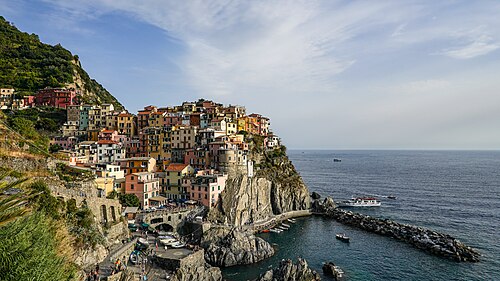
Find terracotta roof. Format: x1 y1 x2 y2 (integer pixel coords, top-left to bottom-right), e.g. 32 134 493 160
166 163 189 172
97 140 118 144
138 111 151 115
118 113 133 117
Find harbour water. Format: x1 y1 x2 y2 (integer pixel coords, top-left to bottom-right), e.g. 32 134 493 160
222 150 500 280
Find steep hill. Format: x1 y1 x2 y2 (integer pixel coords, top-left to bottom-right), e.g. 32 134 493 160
0 16 123 109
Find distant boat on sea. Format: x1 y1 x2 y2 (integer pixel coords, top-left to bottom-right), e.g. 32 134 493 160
337 197 381 207
333 158 342 162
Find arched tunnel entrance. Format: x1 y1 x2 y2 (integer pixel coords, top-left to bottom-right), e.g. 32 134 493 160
155 223 174 232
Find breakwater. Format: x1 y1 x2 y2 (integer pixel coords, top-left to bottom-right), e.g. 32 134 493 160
323 207 480 262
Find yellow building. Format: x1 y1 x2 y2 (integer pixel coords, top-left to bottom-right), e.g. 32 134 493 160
161 163 194 200
95 177 115 197
117 112 137 137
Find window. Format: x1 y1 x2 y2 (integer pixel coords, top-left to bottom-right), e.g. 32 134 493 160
204 194 208 199
131 176 134 180
218 186 220 191
131 184 134 190
212 186 214 191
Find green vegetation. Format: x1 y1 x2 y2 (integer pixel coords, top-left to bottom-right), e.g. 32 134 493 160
119 193 141 207
0 213 77 281
0 16 123 109
0 174 77 280
55 163 95 182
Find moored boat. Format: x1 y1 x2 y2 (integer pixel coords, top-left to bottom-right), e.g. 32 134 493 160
336 233 350 242
270 228 282 233
387 195 397 199
337 197 381 207
287 218 296 223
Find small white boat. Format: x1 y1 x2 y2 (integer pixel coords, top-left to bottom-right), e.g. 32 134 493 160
337 197 381 207
287 218 296 223
281 223 291 228
270 228 282 233
336 233 350 242
170 241 186 248
278 226 288 231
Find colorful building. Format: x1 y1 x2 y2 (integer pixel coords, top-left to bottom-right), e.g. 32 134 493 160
125 172 161 209
189 173 227 208
161 163 194 200
35 88 77 109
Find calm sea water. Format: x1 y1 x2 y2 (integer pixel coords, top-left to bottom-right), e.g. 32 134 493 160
223 150 500 281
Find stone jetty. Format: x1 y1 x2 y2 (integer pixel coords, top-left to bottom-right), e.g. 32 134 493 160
324 206 480 262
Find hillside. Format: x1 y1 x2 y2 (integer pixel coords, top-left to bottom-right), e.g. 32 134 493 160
0 16 123 109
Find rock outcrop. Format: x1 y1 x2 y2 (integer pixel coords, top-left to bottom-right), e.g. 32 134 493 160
326 208 480 262
201 227 274 267
209 155 310 226
322 262 344 280
170 262 222 281
312 197 336 213
257 258 321 281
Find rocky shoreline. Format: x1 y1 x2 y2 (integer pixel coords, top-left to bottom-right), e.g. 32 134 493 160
318 200 480 262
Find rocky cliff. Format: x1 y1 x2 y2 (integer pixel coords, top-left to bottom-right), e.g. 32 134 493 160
209 151 310 226
257 258 321 281
170 262 222 281
201 227 274 267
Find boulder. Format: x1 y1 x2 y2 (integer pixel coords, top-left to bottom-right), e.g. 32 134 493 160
322 262 344 280
257 258 321 281
311 192 321 200
202 227 274 267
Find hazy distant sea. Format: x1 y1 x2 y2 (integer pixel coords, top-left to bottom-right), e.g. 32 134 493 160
223 150 500 280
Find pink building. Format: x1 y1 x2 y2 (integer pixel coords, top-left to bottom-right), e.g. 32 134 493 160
98 129 124 142
50 136 78 151
125 172 162 209
189 173 227 208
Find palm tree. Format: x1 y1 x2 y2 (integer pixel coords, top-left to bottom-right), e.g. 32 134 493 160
0 171 29 227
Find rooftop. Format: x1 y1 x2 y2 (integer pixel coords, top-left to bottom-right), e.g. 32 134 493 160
166 163 189 172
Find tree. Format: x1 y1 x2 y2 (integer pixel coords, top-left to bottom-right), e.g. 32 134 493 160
118 193 140 207
0 171 29 227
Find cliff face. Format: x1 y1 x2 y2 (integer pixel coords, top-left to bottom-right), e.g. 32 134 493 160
209 154 310 226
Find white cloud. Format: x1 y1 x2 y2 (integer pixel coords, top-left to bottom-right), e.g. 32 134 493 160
441 34 499 59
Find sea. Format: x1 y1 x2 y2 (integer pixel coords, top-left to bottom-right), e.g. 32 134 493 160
222 150 500 281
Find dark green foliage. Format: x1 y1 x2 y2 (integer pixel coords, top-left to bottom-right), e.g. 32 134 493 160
107 190 118 199
49 143 62 153
0 16 123 109
30 180 65 220
66 201 104 248
55 163 95 182
119 193 141 207
0 213 76 281
6 114 50 153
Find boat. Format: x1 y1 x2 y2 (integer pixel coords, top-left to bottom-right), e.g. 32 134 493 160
260 229 270 233
287 218 296 223
170 241 186 248
387 195 397 200
278 226 288 231
333 158 342 162
270 228 282 233
336 233 350 242
337 197 381 207
281 223 291 228
159 238 177 246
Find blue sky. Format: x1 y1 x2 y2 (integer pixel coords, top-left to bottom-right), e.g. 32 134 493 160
1 0 500 149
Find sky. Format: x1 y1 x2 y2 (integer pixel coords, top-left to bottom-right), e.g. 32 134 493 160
1 0 500 150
